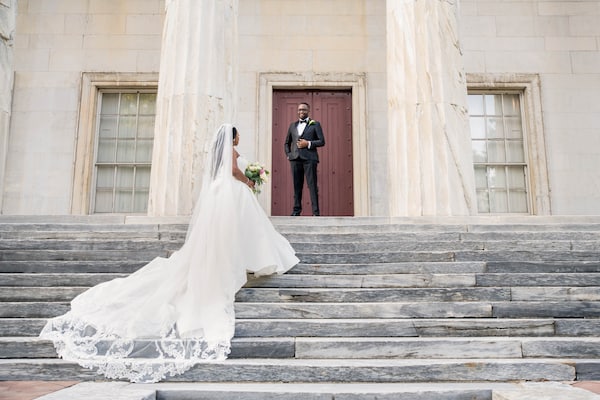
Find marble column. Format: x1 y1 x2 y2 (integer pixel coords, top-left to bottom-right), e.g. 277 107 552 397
0 0 16 213
148 0 238 216
386 0 476 216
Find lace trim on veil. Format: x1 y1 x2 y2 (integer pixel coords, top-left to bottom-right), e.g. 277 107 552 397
40 312 230 383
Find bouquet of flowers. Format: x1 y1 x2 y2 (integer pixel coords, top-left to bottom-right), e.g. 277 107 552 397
245 162 270 194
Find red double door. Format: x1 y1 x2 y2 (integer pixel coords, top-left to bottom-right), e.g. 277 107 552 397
271 90 354 216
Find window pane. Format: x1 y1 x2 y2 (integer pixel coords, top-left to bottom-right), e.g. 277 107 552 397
470 117 486 139
115 190 133 212
118 116 136 139
96 166 114 188
487 141 506 163
474 166 488 189
487 166 506 188
135 139 153 163
505 117 523 139
490 190 508 213
506 140 525 163
94 190 113 213
116 166 134 188
468 95 484 115
120 93 138 115
472 141 487 162
139 93 156 115
138 116 155 138
133 190 149 213
135 167 151 188
99 116 118 138
486 117 504 139
97 139 116 163
485 95 502 116
101 93 119 114
503 94 520 116
116 140 135 163
507 166 526 189
477 191 490 213
509 191 528 213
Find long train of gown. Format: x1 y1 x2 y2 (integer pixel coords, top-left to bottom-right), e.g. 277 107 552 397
39 157 299 383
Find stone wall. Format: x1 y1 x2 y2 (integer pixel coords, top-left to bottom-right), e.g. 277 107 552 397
460 1 600 214
3 0 163 214
3 0 600 216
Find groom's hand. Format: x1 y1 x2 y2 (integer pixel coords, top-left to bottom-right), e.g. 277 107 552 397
297 139 309 149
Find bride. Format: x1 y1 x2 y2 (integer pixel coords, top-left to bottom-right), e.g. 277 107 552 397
40 123 299 383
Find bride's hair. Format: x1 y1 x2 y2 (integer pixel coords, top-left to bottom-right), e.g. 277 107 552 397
210 124 236 181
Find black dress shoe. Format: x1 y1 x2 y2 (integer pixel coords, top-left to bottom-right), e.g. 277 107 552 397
313 212 320 216
290 212 301 216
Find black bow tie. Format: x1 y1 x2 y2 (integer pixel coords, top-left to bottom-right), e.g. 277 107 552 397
299 119 308 124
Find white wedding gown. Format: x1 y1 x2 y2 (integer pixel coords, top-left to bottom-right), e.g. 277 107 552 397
40 124 299 383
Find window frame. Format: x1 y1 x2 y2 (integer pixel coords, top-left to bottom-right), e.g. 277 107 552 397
467 73 551 215
469 91 531 214
71 73 159 215
91 90 156 214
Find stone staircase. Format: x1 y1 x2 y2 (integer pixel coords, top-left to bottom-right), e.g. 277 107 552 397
1 216 600 399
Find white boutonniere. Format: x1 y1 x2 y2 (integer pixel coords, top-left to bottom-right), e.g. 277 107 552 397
308 120 316 126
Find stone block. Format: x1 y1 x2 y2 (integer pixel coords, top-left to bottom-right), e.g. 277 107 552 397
572 52 600 74
522 338 600 358
295 338 523 359
125 15 162 35
234 302 492 319
483 51 572 73
538 2 600 16
511 287 600 301
493 381 600 400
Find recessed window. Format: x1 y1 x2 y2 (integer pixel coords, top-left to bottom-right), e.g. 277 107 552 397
92 91 156 213
468 92 529 213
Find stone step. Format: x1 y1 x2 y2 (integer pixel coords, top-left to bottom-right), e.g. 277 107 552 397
454 250 600 262
247 273 600 288
0 260 146 273
43 381 600 400
0 240 180 251
5 238 600 253
0 223 186 233
0 249 598 264
3 337 600 360
26 381 511 400
486 261 600 273
5 229 600 245
1 358 593 382
0 273 489 288
289 231 600 242
0 250 168 261
0 273 128 287
4 301 600 319
298 250 600 264
477 273 600 287
0 261 487 274
3 318 600 338
233 301 600 319
3 260 600 275
0 286 515 302
6 318 600 338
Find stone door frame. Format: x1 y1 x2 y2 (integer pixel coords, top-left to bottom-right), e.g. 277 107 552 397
257 72 369 216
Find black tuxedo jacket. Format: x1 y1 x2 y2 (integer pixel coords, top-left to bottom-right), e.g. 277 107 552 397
284 119 325 162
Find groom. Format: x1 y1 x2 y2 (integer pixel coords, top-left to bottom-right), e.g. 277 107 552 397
284 102 325 216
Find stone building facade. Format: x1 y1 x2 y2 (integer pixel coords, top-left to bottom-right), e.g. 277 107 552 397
1 0 599 217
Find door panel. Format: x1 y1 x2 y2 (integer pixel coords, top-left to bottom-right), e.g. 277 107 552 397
271 90 353 216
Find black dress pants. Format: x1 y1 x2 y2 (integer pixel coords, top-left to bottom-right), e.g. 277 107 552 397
290 159 319 215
